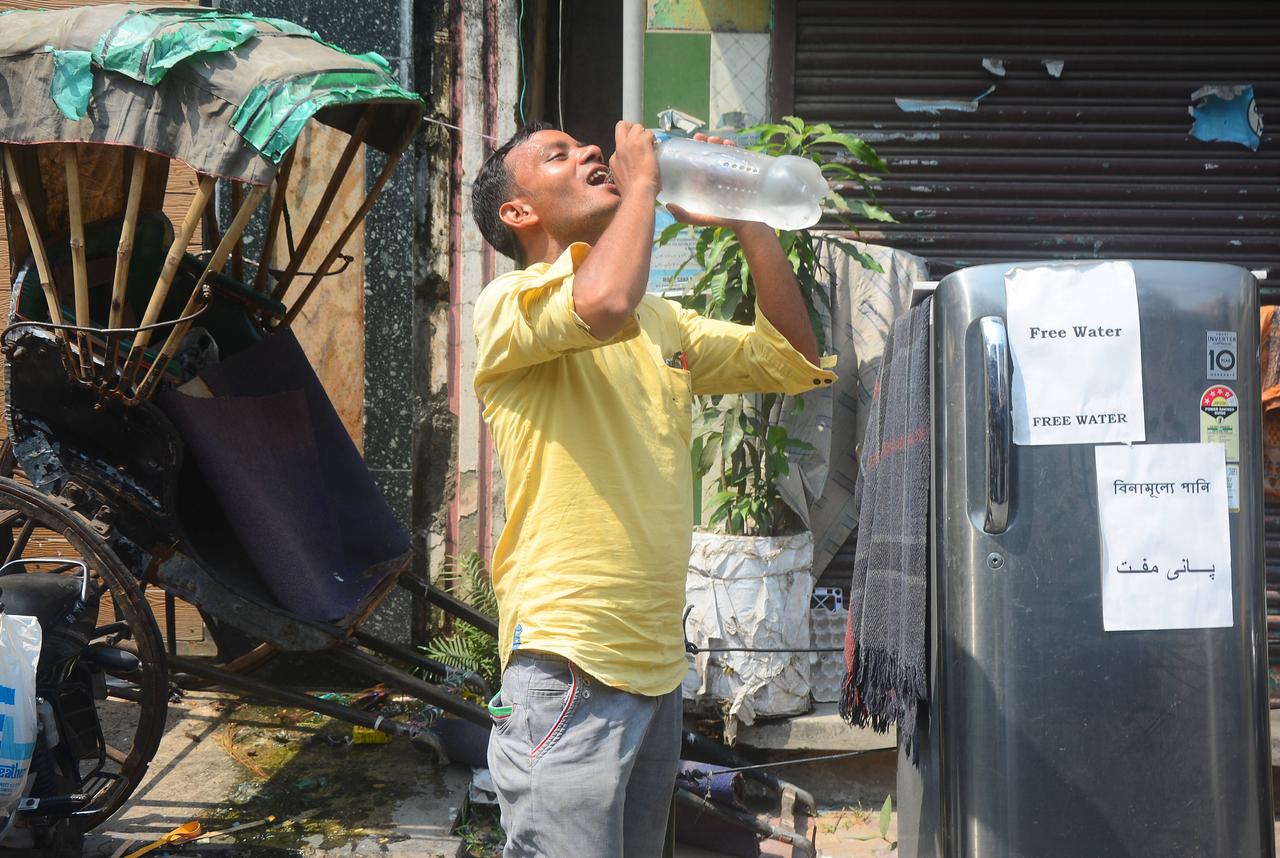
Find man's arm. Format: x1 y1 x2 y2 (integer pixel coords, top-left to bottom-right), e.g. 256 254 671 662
571 122 661 339
734 222 819 365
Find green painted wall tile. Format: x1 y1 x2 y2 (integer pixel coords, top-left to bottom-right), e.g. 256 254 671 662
643 31 711 128
648 0 771 33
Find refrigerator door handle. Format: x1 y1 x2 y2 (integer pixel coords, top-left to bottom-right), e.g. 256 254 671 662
979 316 1011 534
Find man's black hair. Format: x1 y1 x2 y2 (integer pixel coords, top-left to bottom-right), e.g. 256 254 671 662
472 121 554 263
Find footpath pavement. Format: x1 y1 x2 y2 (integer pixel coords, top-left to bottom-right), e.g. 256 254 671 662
81 691 1280 857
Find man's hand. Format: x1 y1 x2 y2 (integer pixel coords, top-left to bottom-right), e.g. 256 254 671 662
570 122 659 340
609 121 660 199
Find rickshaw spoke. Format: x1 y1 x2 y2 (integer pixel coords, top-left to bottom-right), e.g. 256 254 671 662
5 517 36 564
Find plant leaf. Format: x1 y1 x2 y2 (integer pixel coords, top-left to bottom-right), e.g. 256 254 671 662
721 401 745 460
848 199 896 223
821 162 871 181
880 794 893 839
698 437 720 475
811 132 890 172
657 220 688 246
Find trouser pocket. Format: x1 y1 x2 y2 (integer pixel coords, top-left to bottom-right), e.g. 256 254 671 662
522 658 582 760
487 690 514 734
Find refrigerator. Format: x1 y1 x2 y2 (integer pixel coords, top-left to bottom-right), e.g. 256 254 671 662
897 260 1274 858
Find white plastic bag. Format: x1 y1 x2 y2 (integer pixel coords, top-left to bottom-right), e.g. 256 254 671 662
0 611 41 821
683 531 813 743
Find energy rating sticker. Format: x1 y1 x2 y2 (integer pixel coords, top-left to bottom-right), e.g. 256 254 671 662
1200 385 1240 462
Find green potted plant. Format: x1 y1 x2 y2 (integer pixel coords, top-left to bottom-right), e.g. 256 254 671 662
418 551 500 766
658 117 892 738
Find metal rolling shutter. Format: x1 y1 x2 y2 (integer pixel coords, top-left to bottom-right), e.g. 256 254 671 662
789 1 1280 278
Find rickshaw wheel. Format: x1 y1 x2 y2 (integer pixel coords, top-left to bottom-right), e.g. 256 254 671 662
0 476 168 832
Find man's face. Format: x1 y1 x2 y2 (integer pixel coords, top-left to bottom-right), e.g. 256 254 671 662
500 130 620 246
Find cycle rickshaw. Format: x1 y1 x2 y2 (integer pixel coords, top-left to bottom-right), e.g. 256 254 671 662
0 4 494 843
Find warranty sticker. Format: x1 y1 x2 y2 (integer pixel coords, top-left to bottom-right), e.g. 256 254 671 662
1226 463 1241 513
1206 331 1237 381
1200 385 1240 462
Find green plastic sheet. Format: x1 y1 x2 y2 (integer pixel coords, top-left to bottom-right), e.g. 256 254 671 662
231 70 419 162
23 6 420 171
93 11 259 85
46 47 93 121
355 51 392 74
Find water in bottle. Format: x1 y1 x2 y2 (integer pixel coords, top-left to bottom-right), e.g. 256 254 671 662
653 133 830 231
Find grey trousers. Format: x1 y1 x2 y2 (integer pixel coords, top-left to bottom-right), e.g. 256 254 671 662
486 651 681 858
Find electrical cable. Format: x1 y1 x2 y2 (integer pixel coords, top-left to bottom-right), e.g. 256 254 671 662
682 607 841 655
692 645 842 654
516 0 527 124
422 115 500 143
683 748 888 776
2 305 212 338
557 0 565 130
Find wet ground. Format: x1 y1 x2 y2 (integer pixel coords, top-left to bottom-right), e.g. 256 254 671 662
85 691 467 857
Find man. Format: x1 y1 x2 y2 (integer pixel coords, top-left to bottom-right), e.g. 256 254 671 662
471 120 835 857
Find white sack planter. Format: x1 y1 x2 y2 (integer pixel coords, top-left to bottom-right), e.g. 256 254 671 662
683 530 813 743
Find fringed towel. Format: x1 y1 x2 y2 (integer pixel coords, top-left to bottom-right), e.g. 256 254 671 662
840 297 931 760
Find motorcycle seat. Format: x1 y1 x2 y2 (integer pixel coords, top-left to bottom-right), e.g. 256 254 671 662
0 574 82 631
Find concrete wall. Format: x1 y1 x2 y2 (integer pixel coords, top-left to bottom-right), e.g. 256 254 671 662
416 0 519 612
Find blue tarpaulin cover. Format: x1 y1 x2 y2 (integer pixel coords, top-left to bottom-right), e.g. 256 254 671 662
1189 84 1263 151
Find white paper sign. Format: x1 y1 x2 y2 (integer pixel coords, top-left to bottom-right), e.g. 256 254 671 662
1006 261 1145 445
1094 443 1233 632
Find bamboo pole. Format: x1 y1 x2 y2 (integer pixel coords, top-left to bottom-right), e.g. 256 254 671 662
106 151 148 381
251 148 295 296
270 112 372 302
230 181 244 283
281 146 403 326
2 146 73 365
63 145 95 381
132 184 268 401
119 174 215 380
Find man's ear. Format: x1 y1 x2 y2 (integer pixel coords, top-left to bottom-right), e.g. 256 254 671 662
499 198 539 231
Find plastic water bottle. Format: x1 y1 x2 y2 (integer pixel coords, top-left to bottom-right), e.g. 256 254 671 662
653 133 830 231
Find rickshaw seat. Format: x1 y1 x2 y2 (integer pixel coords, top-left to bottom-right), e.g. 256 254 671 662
0 574 81 633
13 213 282 364
157 327 410 624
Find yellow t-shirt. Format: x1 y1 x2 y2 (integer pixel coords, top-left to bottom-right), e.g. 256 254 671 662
473 242 837 696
